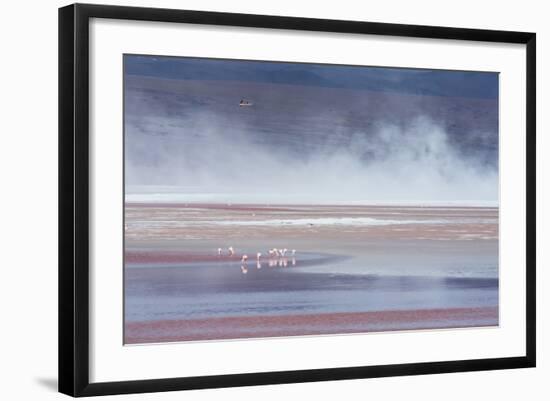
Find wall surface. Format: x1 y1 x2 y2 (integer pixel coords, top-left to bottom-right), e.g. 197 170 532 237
0 0 547 399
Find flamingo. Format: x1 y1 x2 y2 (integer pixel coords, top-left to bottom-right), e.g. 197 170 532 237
291 249 296 256
228 246 235 256
282 248 288 257
217 248 222 256
241 254 248 263
256 252 262 261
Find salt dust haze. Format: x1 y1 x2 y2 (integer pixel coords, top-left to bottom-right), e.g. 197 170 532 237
123 55 499 344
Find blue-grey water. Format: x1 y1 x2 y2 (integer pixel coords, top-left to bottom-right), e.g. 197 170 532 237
124 255 498 323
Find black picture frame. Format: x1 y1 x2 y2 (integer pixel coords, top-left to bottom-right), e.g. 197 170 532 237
59 3 536 397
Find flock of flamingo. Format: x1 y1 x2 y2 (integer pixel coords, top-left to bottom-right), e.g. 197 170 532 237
217 246 297 274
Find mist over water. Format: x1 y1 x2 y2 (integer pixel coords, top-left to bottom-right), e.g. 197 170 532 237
124 61 499 204
126 117 497 203
124 58 500 343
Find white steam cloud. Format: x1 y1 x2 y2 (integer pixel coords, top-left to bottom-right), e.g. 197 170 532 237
125 114 498 205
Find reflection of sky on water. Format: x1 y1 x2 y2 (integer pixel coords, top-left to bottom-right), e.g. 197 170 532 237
124 254 498 323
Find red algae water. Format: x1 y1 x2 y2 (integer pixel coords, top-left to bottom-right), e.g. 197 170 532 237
124 203 498 344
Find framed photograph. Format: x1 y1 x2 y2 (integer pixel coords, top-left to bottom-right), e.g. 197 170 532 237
58 3 536 397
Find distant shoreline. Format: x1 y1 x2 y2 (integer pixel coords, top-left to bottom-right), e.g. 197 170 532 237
124 200 499 209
